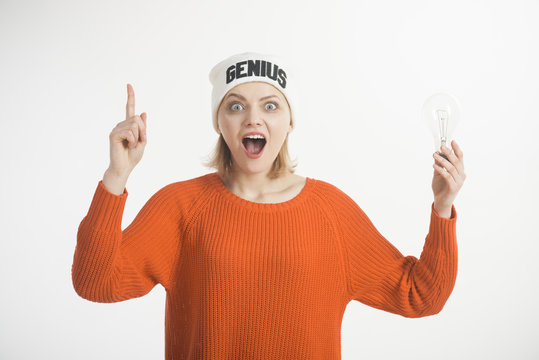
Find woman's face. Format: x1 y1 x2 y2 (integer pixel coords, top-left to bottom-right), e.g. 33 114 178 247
217 81 292 176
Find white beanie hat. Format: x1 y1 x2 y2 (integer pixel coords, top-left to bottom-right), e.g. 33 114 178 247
208 51 297 134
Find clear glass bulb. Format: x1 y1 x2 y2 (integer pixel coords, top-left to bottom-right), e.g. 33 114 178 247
421 92 461 161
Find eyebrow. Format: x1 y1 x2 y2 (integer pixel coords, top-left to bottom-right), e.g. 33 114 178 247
225 93 280 101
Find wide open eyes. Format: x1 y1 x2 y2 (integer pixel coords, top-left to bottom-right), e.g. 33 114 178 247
228 102 278 111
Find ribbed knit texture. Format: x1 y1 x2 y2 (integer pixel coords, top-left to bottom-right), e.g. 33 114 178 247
72 171 458 360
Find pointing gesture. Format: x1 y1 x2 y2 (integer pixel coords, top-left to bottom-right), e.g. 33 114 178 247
126 83 140 122
107 83 148 178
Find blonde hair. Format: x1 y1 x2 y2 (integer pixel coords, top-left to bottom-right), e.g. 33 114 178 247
201 108 298 180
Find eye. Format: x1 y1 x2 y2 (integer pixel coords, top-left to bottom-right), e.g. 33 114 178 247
230 103 243 111
265 102 278 110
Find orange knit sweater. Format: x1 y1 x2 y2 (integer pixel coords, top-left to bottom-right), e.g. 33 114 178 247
72 171 458 359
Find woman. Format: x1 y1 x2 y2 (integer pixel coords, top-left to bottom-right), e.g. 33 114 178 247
72 52 466 360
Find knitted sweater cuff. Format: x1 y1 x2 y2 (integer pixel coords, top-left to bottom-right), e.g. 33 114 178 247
428 201 457 253
83 180 128 232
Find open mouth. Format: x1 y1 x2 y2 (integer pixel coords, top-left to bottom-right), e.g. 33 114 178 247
242 137 267 155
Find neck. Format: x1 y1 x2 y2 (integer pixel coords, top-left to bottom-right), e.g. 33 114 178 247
219 168 291 198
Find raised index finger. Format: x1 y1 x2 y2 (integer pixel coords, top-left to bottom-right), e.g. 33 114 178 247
126 83 135 120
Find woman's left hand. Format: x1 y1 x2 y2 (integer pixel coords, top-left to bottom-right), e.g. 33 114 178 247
432 139 466 210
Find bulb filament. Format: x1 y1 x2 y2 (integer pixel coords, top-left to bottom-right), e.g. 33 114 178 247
436 109 449 148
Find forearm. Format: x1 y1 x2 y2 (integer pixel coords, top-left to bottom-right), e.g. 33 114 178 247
102 168 129 196
434 203 452 219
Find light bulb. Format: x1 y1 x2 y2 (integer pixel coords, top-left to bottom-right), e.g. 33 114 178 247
421 92 461 161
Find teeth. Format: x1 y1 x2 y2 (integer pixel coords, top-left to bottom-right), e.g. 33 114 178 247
244 134 265 140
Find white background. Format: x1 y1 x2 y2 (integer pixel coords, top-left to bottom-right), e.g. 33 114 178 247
1 0 538 359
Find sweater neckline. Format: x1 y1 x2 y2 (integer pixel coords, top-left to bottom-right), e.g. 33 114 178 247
207 171 315 212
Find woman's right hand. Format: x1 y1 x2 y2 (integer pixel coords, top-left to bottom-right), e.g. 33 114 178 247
107 83 148 177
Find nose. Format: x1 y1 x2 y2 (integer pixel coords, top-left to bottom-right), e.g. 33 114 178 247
243 106 263 127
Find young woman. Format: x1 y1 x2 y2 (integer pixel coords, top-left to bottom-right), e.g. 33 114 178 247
72 52 466 359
